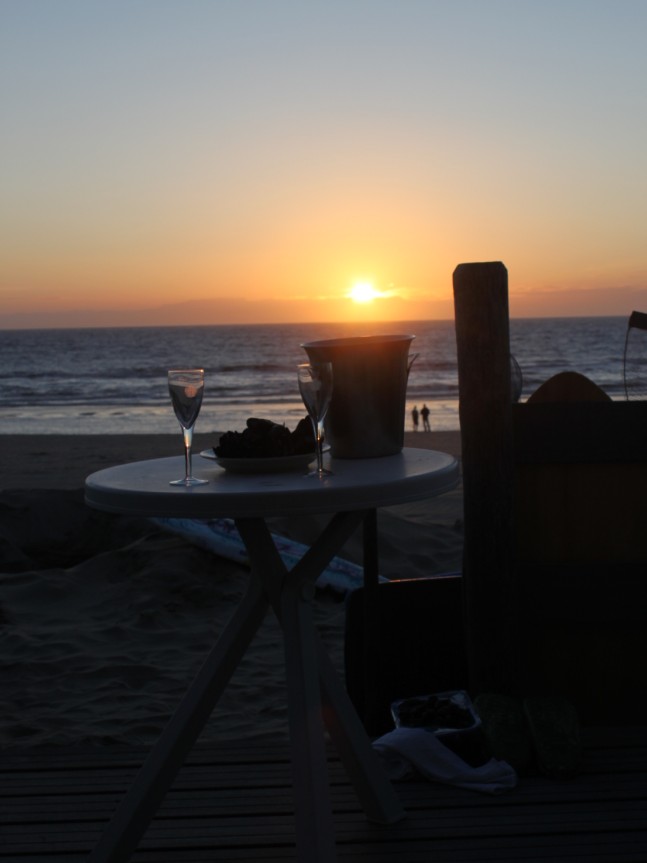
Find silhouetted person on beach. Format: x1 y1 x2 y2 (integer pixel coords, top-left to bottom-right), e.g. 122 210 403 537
411 405 419 431
421 403 430 432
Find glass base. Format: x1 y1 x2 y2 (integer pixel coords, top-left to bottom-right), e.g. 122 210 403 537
305 467 333 478
169 476 209 486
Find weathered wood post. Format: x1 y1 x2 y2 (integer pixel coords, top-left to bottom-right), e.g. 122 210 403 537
453 262 518 694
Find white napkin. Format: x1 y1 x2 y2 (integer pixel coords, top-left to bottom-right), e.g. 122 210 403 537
373 727 517 794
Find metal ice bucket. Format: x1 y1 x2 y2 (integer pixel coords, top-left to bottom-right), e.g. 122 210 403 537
301 334 416 459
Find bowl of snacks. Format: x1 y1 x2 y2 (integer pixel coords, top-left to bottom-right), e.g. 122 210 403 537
391 689 487 766
201 417 318 474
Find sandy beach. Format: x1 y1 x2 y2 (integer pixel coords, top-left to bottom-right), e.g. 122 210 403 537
0 431 463 749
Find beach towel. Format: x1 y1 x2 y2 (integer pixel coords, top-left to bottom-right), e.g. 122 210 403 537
152 516 384 596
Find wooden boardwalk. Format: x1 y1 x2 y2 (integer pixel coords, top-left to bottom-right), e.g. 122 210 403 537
1 726 646 862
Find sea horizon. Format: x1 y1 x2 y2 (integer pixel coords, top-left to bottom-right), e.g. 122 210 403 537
0 311 631 334
0 316 635 436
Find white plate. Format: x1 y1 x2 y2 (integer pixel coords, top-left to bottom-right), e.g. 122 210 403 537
199 449 316 474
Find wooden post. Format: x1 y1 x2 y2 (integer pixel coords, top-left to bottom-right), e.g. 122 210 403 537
453 262 518 695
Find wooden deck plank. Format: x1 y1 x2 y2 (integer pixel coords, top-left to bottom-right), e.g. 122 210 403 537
1 728 646 862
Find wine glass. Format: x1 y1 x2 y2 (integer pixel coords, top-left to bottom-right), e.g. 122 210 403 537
168 368 208 486
297 361 333 478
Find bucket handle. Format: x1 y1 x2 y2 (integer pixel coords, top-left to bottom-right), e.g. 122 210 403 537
407 353 419 377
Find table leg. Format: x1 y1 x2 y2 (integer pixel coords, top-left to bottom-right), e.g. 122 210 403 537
290 515 403 824
316 637 405 825
361 509 384 735
281 568 339 862
89 574 269 863
235 515 405 853
237 517 352 862
91 507 404 863
274 513 404 823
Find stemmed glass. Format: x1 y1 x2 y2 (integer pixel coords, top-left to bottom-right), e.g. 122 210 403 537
168 368 208 486
297 361 333 478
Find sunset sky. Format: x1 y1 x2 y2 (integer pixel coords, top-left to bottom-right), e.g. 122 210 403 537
2 0 647 328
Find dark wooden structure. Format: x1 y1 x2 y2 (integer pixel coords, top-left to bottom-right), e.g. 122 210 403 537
512 399 647 722
453 262 517 694
453 261 647 721
2 729 647 861
345 574 468 735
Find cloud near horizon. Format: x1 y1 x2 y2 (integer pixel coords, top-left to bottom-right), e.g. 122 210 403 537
2 284 647 330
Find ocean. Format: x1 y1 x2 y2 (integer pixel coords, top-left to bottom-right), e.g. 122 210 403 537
0 316 635 436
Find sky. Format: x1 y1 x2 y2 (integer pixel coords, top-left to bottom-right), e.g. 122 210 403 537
2 0 647 328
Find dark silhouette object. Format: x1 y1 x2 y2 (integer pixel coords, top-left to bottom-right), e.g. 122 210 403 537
527 370 610 403
411 405 419 430
623 310 647 400
454 262 514 695
344 575 468 736
420 403 431 431
454 261 647 723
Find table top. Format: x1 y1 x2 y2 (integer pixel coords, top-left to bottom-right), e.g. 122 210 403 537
85 447 459 519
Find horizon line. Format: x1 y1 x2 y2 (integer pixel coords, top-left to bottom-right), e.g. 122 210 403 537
0 312 633 333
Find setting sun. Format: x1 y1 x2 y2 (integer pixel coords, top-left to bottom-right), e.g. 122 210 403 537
348 282 380 304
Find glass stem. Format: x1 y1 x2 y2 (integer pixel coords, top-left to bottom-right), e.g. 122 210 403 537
315 419 324 476
183 426 194 480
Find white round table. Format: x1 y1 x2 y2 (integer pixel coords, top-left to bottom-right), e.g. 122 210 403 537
85 447 459 517
85 448 459 863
